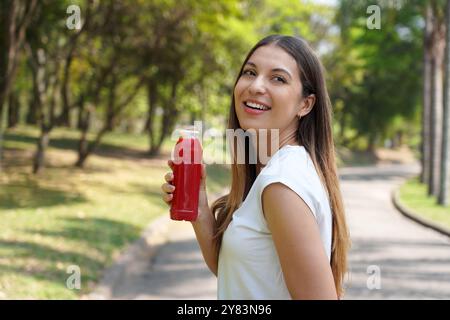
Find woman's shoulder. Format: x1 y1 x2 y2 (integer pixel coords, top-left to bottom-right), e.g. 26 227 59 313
261 145 312 178
257 145 330 221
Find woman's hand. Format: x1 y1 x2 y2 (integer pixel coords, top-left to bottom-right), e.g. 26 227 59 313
161 160 210 220
162 160 217 275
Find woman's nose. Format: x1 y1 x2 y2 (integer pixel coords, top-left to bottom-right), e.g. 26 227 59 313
248 76 267 95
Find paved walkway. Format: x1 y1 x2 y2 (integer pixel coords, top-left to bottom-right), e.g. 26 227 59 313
110 220 216 299
104 162 450 299
341 163 450 299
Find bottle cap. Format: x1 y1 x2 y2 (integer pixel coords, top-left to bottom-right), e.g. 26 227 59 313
178 127 199 139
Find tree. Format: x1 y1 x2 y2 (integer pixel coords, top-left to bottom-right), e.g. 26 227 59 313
421 3 433 185
331 1 423 152
133 0 251 156
24 0 80 173
0 1 37 124
428 1 446 197
56 0 94 127
7 89 20 128
25 1 67 173
438 0 450 205
73 1 147 167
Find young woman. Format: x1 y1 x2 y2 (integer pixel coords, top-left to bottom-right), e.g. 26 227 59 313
161 35 350 300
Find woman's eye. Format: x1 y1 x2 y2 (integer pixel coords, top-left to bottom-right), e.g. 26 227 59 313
242 69 255 76
273 76 286 83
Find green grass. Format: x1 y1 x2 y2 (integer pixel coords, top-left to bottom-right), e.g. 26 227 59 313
0 126 229 299
398 177 450 230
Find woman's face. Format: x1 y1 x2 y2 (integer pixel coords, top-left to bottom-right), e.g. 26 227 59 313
234 44 306 132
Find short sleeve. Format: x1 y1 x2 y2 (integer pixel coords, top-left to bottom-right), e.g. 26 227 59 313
257 174 320 229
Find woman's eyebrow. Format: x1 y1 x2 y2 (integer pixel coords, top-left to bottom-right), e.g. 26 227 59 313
245 61 292 80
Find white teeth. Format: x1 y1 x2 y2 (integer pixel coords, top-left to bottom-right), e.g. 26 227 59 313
245 102 270 110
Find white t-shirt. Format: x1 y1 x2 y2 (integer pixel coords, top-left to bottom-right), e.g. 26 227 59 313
217 145 333 300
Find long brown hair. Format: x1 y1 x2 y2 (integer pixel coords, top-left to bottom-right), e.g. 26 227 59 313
211 35 350 298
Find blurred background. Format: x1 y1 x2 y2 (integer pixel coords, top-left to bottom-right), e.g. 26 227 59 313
0 0 449 299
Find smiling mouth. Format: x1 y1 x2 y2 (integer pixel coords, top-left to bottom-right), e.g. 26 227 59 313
243 101 271 111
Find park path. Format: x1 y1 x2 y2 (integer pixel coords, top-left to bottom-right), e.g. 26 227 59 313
105 162 450 299
107 220 216 299
341 163 450 299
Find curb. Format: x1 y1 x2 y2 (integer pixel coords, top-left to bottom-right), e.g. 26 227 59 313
84 187 228 300
86 214 172 300
392 187 450 239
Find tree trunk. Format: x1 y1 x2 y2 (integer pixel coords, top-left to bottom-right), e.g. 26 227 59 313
30 46 50 174
58 102 71 127
429 16 445 197
26 96 38 124
146 80 158 155
105 74 117 131
75 108 91 168
153 79 179 156
143 106 152 133
75 125 107 168
75 76 144 167
58 51 74 128
77 99 85 130
438 0 450 206
75 136 89 168
0 1 37 117
0 101 3 128
75 69 145 166
421 3 433 185
32 126 50 174
7 90 20 128
57 0 93 128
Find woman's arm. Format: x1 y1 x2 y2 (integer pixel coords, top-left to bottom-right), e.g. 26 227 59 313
191 204 218 276
262 183 337 300
162 161 218 276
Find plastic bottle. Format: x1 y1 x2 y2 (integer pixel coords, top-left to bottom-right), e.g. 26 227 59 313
170 129 203 221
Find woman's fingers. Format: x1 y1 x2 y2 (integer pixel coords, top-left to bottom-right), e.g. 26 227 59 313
164 171 173 182
162 192 173 204
162 163 175 205
161 182 174 204
161 182 175 193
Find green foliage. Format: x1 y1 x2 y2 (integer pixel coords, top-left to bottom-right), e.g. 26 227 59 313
5 0 426 154
326 0 424 150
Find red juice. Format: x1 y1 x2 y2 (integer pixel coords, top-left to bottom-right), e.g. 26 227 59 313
170 131 202 221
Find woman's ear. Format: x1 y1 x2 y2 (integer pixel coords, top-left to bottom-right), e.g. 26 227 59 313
297 94 316 118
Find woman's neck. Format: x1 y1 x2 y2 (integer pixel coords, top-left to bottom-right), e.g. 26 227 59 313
254 126 300 174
